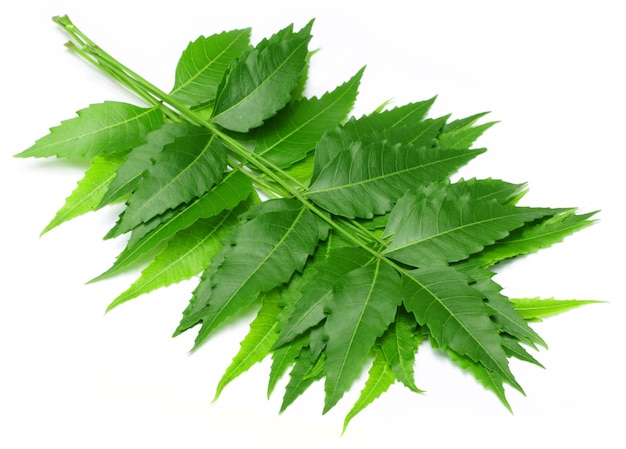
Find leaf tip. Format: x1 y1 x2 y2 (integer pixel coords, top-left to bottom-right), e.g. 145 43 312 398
104 301 118 314
212 386 223 403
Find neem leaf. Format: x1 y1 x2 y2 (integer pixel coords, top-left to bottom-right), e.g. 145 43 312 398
214 289 283 400
473 208 599 267
211 21 313 132
41 155 124 235
311 98 437 181
98 122 208 208
401 266 521 391
116 130 228 233
15 102 163 159
510 297 602 321
106 209 240 311
383 181 554 266
253 68 364 168
273 245 374 349
91 170 252 282
342 346 396 432
380 307 423 393
437 112 496 150
178 198 329 350
17 16 600 431
308 142 481 219
171 28 252 108
323 256 402 413
280 343 325 413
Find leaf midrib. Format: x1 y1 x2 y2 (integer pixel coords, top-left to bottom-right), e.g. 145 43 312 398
35 105 158 153
387 207 536 255
327 260 381 405
309 150 471 195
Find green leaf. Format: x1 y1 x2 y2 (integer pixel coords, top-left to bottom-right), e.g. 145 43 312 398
214 289 282 400
453 261 546 349
98 122 208 208
171 28 251 108
401 266 521 391
280 345 325 413
268 331 309 398
211 22 313 132
177 198 328 349
510 297 602 321
19 16 601 428
343 346 396 433
383 181 553 266
444 347 512 412
253 68 363 168
323 256 402 413
15 102 164 159
106 210 239 311
380 307 423 393
308 142 482 219
438 112 495 150
311 98 437 181
115 131 228 234
274 246 374 349
91 171 252 282
453 177 527 205
501 335 544 368
473 209 599 267
41 155 124 235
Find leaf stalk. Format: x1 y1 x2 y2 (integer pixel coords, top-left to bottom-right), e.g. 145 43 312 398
53 15 385 255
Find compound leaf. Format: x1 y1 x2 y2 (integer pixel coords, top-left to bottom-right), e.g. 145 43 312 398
17 16 601 430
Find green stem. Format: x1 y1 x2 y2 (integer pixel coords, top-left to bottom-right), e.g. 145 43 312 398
54 15 382 253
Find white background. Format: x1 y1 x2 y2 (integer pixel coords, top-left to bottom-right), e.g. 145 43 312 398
1 1 623 447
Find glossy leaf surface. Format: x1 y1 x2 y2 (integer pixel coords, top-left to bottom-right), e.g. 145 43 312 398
16 102 163 159
16 16 600 431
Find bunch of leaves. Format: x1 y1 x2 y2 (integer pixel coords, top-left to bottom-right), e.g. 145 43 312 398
15 15 599 431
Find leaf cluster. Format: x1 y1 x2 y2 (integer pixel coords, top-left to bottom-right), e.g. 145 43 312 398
16 16 599 431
